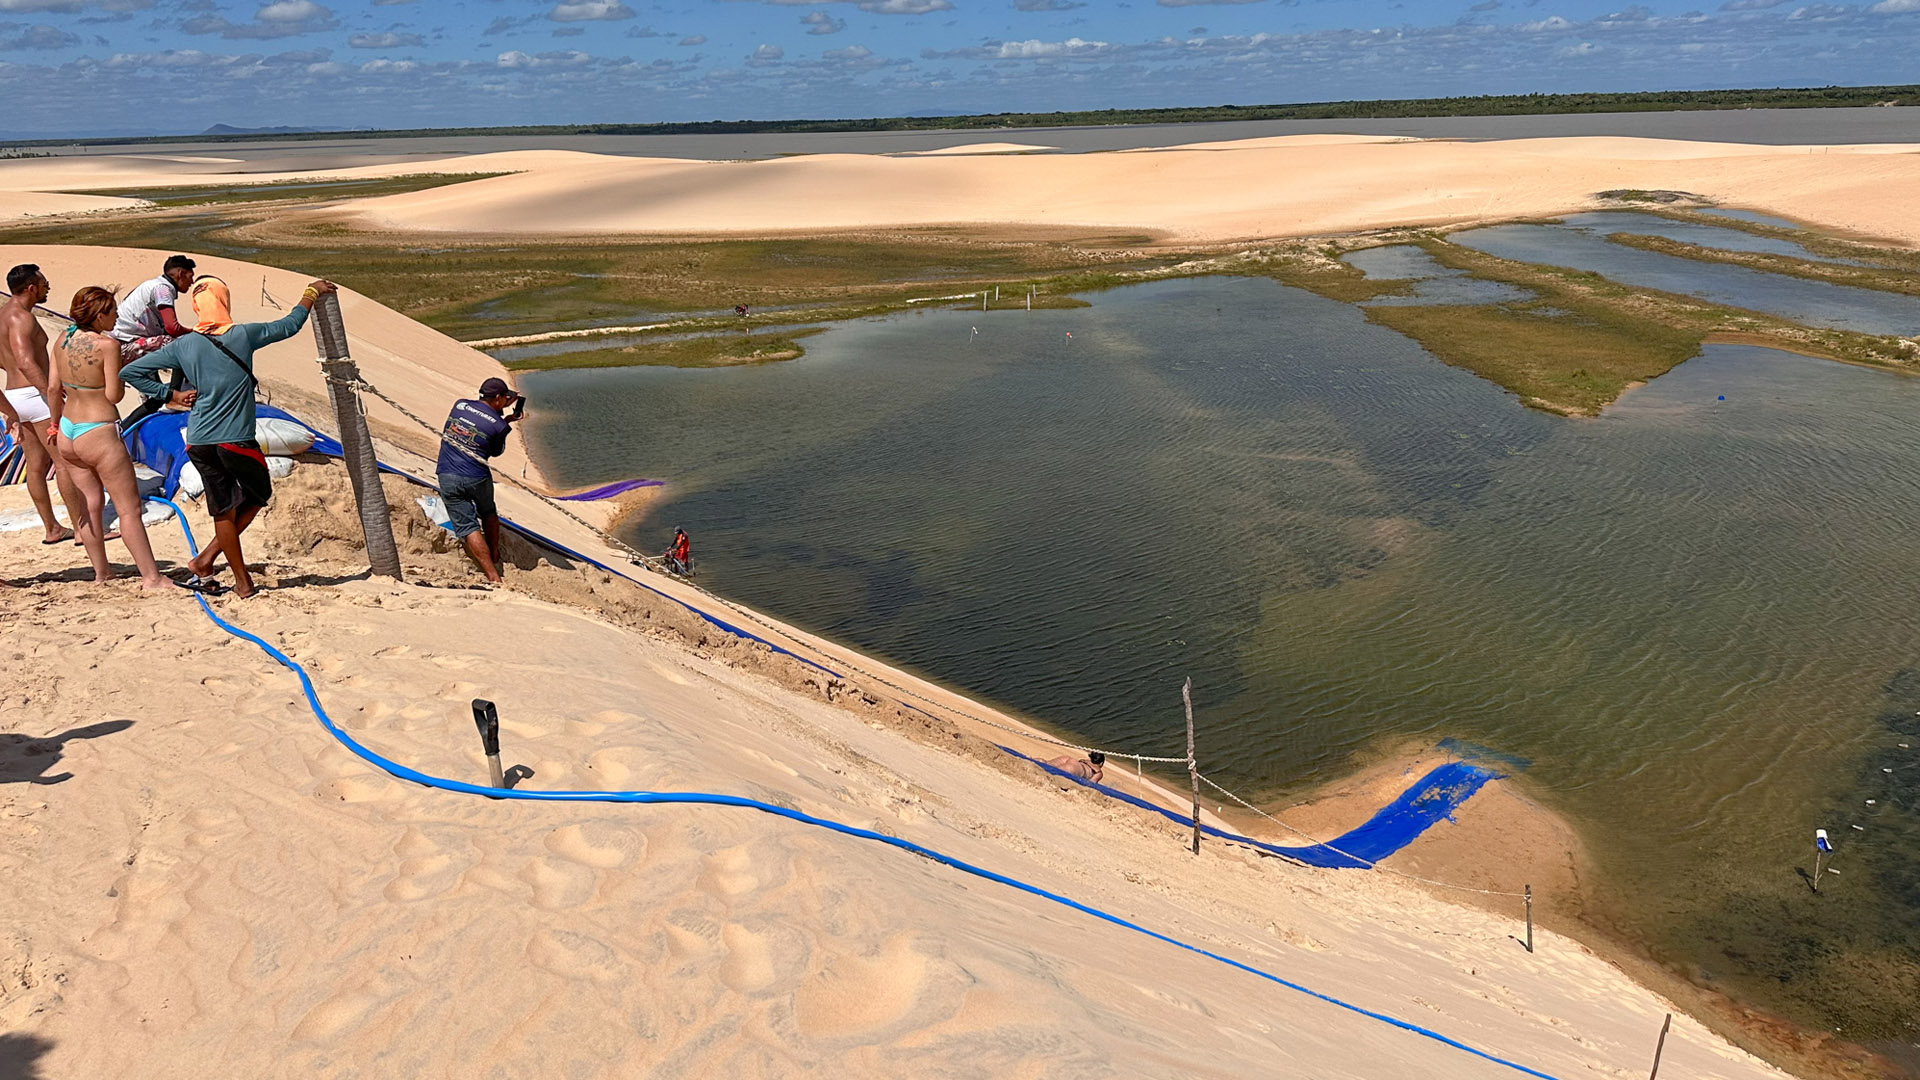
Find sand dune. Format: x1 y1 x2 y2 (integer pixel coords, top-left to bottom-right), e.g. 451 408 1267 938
5 135 1919 245
0 457 1795 1079
319 136 1920 246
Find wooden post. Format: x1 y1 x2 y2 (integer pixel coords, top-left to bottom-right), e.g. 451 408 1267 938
1524 884 1534 953
313 293 402 581
1647 1013 1672 1080
1183 677 1200 855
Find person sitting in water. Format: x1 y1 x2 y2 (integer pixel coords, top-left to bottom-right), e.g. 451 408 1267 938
437 377 525 584
122 276 338 598
1046 751 1105 784
48 286 174 591
113 255 200 428
663 527 692 575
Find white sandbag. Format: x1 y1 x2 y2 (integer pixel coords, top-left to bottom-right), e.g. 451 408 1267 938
255 417 315 456
266 456 295 478
416 494 455 534
133 463 165 498
178 461 204 498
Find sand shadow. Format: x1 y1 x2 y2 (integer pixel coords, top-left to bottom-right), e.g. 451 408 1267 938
275 569 373 589
504 764 535 789
0 720 135 785
0 1033 54 1080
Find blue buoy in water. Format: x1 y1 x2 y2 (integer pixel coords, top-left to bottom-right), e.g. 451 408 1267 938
1718 396 1726 401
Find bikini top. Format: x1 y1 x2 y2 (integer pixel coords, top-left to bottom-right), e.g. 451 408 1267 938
60 323 105 391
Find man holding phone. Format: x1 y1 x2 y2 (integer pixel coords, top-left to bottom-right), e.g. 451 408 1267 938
437 376 525 583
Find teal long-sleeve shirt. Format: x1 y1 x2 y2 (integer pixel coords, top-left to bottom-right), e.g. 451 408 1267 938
122 306 310 447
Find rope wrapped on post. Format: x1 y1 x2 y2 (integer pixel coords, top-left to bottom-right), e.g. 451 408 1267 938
312 293 402 580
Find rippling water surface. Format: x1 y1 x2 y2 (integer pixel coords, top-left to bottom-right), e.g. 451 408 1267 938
523 275 1920 1049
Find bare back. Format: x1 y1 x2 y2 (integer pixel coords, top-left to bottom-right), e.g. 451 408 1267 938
0 298 50 392
53 327 124 424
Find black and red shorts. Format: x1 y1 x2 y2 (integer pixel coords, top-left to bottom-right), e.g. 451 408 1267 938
187 440 272 519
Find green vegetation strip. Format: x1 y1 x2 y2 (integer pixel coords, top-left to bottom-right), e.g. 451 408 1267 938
63 172 508 208
1269 236 1918 416
503 329 826 371
1607 233 1920 298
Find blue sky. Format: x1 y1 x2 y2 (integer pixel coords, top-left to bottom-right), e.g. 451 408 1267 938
0 0 1916 135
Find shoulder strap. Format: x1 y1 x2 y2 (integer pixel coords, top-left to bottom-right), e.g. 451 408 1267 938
198 331 257 393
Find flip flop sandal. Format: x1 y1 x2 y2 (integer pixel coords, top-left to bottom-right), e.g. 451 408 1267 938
178 575 229 596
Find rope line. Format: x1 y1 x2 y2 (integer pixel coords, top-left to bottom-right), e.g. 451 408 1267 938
321 365 1526 894
149 497 1569 1080
324 365 1191 764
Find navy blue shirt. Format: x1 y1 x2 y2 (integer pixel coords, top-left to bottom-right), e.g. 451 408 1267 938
437 398 510 480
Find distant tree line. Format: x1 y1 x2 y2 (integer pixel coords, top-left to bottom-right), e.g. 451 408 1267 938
26 84 1917 147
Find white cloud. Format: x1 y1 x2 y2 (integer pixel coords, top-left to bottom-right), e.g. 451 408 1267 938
548 0 633 20
748 42 783 64
347 30 421 48
256 0 325 22
358 57 417 72
1870 0 1920 11
1518 14 1573 29
181 0 336 39
801 10 845 33
822 43 871 59
679 33 706 44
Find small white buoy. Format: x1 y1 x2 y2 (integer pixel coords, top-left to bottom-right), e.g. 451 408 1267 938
1885 768 1895 774
1851 825 1865 831
1867 799 1878 805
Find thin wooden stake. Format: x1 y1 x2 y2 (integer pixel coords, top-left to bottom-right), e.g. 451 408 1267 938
1524 884 1534 953
1183 677 1200 855
1647 1013 1672 1080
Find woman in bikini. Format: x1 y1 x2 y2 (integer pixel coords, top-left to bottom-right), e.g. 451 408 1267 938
47 286 173 590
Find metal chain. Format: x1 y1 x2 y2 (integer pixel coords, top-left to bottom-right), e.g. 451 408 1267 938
324 363 1531 903
323 363 1192 763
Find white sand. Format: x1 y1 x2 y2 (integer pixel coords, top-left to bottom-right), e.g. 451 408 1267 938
0 240 1807 1077
7 136 1920 246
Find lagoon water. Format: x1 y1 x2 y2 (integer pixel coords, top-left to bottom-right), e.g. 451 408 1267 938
1453 214 1920 335
524 274 1920 1044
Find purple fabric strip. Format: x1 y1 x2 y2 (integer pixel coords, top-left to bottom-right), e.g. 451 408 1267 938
553 478 663 501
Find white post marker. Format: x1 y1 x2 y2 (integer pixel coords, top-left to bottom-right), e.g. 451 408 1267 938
1813 828 1833 892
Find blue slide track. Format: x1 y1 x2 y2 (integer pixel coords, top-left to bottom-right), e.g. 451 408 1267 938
1011 747 1502 868
141 493 1566 1080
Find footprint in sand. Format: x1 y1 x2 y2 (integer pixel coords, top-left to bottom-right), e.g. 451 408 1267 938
371 645 411 660
698 847 760 899
719 923 776 994
383 828 468 902
586 747 651 786
520 856 597 911
545 823 644 869
526 928 622 984
290 985 387 1043
793 934 932 1038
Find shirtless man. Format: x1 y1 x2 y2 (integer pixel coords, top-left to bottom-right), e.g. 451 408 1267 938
2 263 91 547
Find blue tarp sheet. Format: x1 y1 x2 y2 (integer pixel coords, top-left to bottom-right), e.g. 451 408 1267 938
124 405 342 498
1005 745 1502 869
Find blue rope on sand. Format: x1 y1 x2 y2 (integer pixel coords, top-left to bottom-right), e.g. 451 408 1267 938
151 498 1567 1080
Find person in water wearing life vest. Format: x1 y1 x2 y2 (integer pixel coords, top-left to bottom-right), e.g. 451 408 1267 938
664 527 691 575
